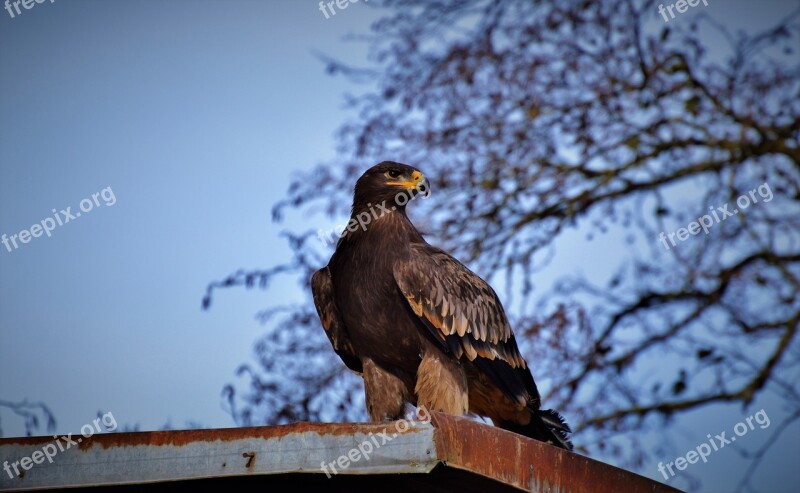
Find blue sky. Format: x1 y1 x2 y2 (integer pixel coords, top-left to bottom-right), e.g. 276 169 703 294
1 1 797 492
0 0 382 434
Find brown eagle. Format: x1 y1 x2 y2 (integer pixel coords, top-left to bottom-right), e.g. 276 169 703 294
311 161 572 450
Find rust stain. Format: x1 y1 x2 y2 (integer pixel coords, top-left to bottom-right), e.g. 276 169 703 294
0 419 431 451
430 412 682 493
0 412 682 492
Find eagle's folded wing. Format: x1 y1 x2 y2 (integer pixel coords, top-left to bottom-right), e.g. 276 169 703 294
311 266 363 374
393 243 537 407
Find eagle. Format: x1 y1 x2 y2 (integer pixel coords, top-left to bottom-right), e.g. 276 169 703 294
311 161 572 450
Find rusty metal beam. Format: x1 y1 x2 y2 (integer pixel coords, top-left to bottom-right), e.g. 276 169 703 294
0 413 681 492
430 413 680 493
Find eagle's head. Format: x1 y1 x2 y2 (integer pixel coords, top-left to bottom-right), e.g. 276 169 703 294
352 161 430 212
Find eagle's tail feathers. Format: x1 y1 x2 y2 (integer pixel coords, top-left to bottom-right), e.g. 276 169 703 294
539 409 572 433
498 409 573 451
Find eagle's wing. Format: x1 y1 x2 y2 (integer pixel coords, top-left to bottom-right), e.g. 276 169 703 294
393 243 538 407
311 266 363 374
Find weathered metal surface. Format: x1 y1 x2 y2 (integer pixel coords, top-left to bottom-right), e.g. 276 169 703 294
0 421 438 490
0 413 681 492
430 413 682 493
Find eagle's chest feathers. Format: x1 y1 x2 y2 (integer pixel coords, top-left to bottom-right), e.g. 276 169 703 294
329 212 423 367
333 211 414 291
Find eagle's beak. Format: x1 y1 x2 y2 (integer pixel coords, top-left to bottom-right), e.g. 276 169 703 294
388 170 430 197
416 175 431 197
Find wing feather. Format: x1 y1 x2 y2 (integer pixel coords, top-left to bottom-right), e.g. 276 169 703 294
311 267 362 374
393 243 536 406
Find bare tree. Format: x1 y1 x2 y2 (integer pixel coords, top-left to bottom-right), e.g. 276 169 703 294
0 399 56 437
205 0 800 488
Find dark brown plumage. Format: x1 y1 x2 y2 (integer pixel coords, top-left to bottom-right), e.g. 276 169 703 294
311 161 572 450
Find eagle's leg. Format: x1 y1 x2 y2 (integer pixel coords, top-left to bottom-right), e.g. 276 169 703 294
362 358 411 421
415 349 468 415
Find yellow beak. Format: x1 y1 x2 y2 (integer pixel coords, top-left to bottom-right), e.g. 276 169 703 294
387 170 426 189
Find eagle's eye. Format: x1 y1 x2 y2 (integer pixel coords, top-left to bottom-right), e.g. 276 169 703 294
386 169 402 179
